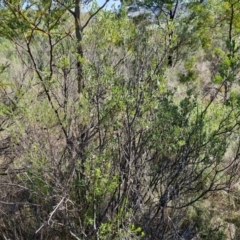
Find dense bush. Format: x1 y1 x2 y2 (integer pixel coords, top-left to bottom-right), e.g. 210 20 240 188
1 0 240 239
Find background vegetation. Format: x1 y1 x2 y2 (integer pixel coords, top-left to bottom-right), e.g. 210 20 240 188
1 0 240 239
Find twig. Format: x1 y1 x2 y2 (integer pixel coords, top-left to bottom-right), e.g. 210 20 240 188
0 201 39 206
35 223 45 234
82 0 110 31
47 197 65 225
70 230 82 240
0 183 28 189
35 197 65 234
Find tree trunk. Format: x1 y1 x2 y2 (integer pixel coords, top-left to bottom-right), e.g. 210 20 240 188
75 0 84 93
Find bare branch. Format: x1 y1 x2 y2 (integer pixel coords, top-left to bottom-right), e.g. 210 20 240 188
48 197 65 225
82 0 110 31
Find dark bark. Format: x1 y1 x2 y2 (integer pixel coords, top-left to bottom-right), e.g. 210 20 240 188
75 0 84 93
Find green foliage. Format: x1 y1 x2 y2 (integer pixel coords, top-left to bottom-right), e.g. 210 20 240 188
1 0 240 239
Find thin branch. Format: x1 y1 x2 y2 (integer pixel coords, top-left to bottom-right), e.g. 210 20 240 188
0 201 40 206
70 231 82 240
47 197 65 225
54 0 75 16
0 183 29 190
35 224 45 234
82 0 110 31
